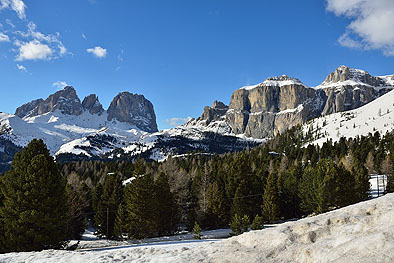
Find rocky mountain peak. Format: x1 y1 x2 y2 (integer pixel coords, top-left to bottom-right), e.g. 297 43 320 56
15 86 83 118
82 94 104 115
15 98 44 118
212 100 228 109
322 65 384 86
107 92 158 132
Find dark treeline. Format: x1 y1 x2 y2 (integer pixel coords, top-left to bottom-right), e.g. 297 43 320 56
2 127 394 253
58 126 394 240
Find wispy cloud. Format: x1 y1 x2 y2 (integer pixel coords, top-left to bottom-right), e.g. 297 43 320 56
0 32 9 42
0 0 26 19
0 1 68 61
82 33 87 40
52 80 68 89
327 0 394 56
87 46 107 58
14 22 67 61
16 63 26 72
118 49 124 61
164 116 193 127
5 18 15 28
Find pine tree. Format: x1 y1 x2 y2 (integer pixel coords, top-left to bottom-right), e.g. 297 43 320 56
113 202 126 240
94 173 123 239
123 174 157 239
262 172 279 223
230 214 250 236
207 181 227 228
155 172 178 236
66 184 89 240
193 221 202 239
0 139 68 252
251 215 264 230
352 162 370 201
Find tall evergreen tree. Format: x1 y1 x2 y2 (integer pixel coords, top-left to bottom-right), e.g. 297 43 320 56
0 139 68 252
123 174 157 239
94 173 123 239
262 172 279 223
154 172 178 236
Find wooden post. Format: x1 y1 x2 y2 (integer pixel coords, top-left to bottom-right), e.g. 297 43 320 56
107 207 109 239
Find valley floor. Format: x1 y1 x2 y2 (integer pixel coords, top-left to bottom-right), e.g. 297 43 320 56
2 193 394 263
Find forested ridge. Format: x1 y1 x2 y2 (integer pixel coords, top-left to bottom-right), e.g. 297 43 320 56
1 126 394 252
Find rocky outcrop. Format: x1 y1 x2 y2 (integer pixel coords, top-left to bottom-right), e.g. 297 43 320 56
320 66 393 115
225 77 326 138
15 98 44 118
82 94 104 115
323 65 384 86
199 100 228 124
107 92 158 132
16 86 84 118
198 67 394 139
13 87 159 133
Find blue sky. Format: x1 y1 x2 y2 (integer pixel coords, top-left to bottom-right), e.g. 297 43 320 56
1 0 394 130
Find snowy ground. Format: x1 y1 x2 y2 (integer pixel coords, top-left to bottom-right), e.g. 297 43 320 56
2 194 394 262
303 89 394 146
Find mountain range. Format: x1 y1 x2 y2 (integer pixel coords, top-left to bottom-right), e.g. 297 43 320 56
1 65 393 171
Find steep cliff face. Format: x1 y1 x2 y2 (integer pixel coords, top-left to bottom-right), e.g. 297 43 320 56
15 86 84 118
15 98 44 118
107 92 158 132
13 86 158 133
319 66 393 115
225 76 326 138
82 94 104 115
198 66 394 139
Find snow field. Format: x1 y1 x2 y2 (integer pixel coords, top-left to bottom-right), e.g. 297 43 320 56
2 194 394 262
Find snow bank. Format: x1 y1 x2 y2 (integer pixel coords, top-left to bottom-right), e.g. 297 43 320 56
2 194 394 262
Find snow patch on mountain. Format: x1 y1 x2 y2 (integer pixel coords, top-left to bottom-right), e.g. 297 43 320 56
241 75 308 90
304 89 394 146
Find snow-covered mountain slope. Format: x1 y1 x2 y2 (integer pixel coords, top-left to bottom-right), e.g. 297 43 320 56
0 86 263 168
0 110 145 154
54 118 263 162
303 89 394 146
2 193 394 263
316 65 393 90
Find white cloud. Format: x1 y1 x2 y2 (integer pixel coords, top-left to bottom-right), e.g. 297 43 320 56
15 40 53 61
82 33 87 40
0 0 26 19
0 32 9 42
52 81 69 89
87 46 107 58
14 22 67 60
327 0 394 56
16 63 26 72
164 116 193 127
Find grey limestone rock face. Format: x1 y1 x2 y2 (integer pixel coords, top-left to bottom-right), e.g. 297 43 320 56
320 66 392 115
107 92 158 132
82 94 104 115
15 98 44 118
323 65 385 86
199 100 229 124
15 86 83 118
197 66 394 139
225 79 326 138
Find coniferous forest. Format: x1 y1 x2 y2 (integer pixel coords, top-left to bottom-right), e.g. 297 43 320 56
1 126 394 253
